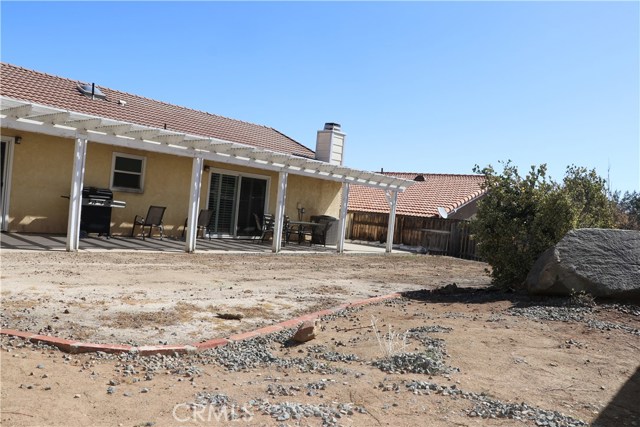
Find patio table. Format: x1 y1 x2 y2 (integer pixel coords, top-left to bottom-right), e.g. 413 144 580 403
288 220 324 245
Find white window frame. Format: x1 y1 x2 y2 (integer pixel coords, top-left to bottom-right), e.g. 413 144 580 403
110 152 146 193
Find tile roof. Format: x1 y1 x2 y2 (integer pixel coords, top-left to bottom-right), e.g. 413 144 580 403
0 63 315 158
348 172 486 217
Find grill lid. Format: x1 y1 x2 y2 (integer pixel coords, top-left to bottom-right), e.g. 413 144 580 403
82 187 113 200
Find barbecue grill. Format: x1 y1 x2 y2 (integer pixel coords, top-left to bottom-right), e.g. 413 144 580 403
80 187 126 237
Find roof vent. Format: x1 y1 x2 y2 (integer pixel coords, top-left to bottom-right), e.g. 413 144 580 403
414 174 425 182
77 82 106 100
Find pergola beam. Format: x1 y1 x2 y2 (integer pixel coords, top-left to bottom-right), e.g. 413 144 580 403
337 183 350 254
25 111 70 125
185 157 204 253
0 96 415 192
66 136 88 252
385 190 399 253
272 171 288 253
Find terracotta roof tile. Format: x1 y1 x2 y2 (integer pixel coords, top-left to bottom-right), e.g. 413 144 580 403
348 172 486 217
0 63 315 158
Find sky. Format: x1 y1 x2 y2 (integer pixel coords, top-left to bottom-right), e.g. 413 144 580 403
1 1 638 193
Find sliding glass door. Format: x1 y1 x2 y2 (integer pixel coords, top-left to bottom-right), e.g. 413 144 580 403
208 173 238 234
207 170 269 237
236 177 267 236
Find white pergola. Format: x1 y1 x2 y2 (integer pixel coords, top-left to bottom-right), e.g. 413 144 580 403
1 96 414 253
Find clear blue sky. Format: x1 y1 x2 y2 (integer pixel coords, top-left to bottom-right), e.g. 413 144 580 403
2 1 638 192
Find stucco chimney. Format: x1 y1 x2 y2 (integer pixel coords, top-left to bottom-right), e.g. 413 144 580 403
315 123 345 165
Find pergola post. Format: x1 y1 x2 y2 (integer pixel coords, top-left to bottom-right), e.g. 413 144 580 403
337 182 350 254
66 136 88 252
385 190 399 254
272 171 288 253
185 156 204 253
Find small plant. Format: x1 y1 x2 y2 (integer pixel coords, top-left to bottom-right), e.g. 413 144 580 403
370 316 408 358
569 289 596 308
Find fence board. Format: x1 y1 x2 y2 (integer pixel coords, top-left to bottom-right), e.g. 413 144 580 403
347 211 481 260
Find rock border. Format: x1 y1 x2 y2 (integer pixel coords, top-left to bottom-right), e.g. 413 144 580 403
0 293 401 356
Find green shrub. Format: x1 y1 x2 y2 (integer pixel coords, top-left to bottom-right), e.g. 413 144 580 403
613 191 640 230
472 161 613 289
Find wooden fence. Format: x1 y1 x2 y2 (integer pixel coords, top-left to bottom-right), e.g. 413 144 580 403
346 212 481 261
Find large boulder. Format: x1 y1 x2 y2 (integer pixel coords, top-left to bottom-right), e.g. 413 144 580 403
526 228 640 300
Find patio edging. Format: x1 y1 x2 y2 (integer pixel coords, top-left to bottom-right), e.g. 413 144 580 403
0 292 402 355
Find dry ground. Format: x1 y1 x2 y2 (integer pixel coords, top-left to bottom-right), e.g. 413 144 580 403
0 251 489 345
1 251 638 427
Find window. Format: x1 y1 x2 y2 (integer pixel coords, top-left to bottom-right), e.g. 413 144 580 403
111 153 145 192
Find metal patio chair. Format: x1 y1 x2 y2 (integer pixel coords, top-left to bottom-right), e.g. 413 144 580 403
182 209 214 240
253 213 290 245
254 213 274 243
131 205 166 240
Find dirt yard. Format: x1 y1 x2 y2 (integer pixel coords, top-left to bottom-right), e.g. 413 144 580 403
1 251 638 426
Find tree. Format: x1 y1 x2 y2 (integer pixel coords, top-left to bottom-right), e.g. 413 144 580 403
472 161 614 289
614 191 640 230
562 165 614 229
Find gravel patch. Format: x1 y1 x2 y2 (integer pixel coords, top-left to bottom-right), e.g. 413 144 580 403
373 351 454 375
509 305 592 323
306 345 360 363
247 398 367 426
405 380 587 426
188 391 368 426
88 328 350 377
407 325 453 334
509 304 640 336
585 318 640 336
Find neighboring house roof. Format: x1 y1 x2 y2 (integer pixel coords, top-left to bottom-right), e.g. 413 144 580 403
0 63 315 158
348 172 486 218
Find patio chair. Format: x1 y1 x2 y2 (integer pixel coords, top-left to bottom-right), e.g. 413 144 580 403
182 209 214 240
310 215 338 247
254 213 274 243
292 220 314 245
254 213 290 245
131 205 166 240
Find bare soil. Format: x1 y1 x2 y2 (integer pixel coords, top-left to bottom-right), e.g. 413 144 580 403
1 251 638 426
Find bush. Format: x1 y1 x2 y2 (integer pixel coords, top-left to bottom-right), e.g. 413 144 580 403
472 161 613 289
613 191 640 230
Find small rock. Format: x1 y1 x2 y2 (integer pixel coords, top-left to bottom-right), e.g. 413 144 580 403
74 394 81 399
293 320 319 343
36 364 45 369
216 312 244 320
141 387 149 393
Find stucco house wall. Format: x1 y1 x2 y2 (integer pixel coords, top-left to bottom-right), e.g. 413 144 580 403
7 130 74 233
3 129 341 236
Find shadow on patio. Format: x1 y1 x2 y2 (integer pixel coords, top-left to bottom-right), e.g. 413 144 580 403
0 232 388 254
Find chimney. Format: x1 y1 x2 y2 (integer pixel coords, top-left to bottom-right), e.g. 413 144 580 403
315 123 345 165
